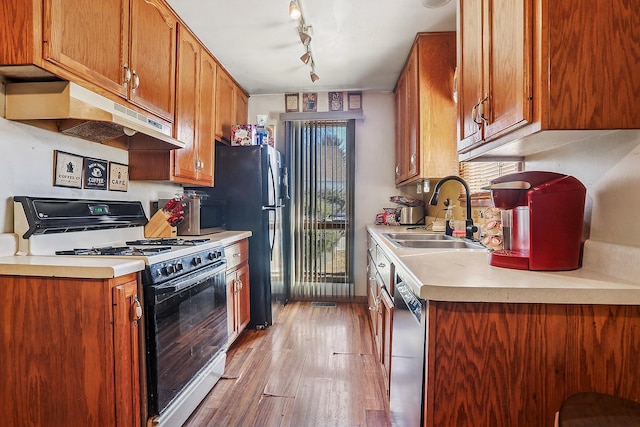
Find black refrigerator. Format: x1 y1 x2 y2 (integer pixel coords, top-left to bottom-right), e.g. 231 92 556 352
196 143 288 329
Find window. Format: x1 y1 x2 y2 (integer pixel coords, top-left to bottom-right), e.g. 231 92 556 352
460 161 523 194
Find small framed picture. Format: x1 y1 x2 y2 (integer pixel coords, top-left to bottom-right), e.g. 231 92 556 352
329 92 344 111
53 150 83 188
285 93 299 112
347 92 362 111
109 162 129 192
303 93 317 112
83 157 108 190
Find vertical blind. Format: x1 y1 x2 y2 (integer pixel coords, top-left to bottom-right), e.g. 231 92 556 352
286 120 355 300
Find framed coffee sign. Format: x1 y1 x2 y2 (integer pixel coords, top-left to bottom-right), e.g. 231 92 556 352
108 162 129 192
53 150 83 188
83 157 108 190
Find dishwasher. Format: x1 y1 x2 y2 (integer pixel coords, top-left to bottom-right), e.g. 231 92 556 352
390 271 427 427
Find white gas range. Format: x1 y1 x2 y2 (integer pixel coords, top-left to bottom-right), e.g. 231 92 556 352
14 196 228 427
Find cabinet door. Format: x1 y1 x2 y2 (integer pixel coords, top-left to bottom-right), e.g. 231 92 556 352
483 0 532 140
42 0 128 98
129 0 176 122
173 26 199 182
112 280 142 427
197 51 217 185
393 82 405 185
457 0 485 152
215 69 235 142
236 263 251 335
234 89 248 126
226 271 238 343
405 47 419 181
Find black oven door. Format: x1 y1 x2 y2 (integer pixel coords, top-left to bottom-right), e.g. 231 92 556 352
144 263 227 416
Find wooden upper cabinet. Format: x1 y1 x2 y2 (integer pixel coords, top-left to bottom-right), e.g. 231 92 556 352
38 0 177 123
215 69 235 142
128 0 176 122
457 0 640 160
393 32 458 187
197 51 217 185
42 0 129 98
457 0 532 154
235 89 249 127
173 26 200 182
142 24 216 186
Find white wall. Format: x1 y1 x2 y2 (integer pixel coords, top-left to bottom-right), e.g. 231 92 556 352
0 83 183 233
526 130 640 247
249 92 397 297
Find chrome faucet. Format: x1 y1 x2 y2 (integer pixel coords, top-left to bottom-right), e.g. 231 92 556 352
429 176 478 239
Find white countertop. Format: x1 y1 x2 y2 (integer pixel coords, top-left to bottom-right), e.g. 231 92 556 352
0 255 145 279
367 225 640 305
0 230 252 279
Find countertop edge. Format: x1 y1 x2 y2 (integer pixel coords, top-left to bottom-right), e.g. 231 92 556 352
367 224 640 305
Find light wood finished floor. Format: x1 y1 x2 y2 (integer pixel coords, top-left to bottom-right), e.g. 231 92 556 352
183 302 391 427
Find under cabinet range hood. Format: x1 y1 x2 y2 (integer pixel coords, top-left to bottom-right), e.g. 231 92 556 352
4 81 185 150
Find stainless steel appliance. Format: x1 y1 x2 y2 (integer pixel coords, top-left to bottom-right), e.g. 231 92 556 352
189 143 289 329
13 196 228 427
390 271 426 427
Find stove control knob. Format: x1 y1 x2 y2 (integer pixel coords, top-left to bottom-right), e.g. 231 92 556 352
163 264 176 275
175 262 184 272
208 252 217 260
192 256 202 266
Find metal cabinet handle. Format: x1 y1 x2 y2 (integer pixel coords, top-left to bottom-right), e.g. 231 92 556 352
131 71 140 92
123 66 132 87
410 153 416 166
233 253 241 258
472 94 489 126
395 165 400 176
378 263 386 268
132 295 143 322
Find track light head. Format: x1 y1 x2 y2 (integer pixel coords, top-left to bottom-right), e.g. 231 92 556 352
298 28 311 45
289 0 301 19
300 51 311 64
310 70 319 83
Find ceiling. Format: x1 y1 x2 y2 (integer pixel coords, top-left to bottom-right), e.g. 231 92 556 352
166 0 457 95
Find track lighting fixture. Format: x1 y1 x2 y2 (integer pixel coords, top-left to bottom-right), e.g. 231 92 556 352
300 49 311 64
289 0 301 19
310 62 319 83
298 27 311 45
288 0 318 82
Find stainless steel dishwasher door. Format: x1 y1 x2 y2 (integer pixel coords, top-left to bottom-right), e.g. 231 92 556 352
390 276 427 427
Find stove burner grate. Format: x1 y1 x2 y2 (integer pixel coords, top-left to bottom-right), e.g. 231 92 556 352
126 238 211 246
55 246 173 256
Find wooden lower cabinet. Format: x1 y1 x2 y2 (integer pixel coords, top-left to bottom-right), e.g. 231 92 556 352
0 272 142 427
424 302 640 427
366 234 394 396
225 238 250 345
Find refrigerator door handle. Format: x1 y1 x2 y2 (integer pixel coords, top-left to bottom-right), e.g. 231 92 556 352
270 209 276 261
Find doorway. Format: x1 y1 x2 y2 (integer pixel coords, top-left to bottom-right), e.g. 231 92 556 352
285 120 355 300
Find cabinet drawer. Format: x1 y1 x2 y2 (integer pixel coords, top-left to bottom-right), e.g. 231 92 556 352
375 246 392 289
225 239 248 271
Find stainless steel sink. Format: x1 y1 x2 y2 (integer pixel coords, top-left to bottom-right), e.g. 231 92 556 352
382 232 485 250
392 239 485 249
382 232 450 241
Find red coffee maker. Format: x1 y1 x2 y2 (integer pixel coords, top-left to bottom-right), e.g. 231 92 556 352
488 171 586 271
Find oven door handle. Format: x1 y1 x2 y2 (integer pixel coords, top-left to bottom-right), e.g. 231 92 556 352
154 264 226 294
